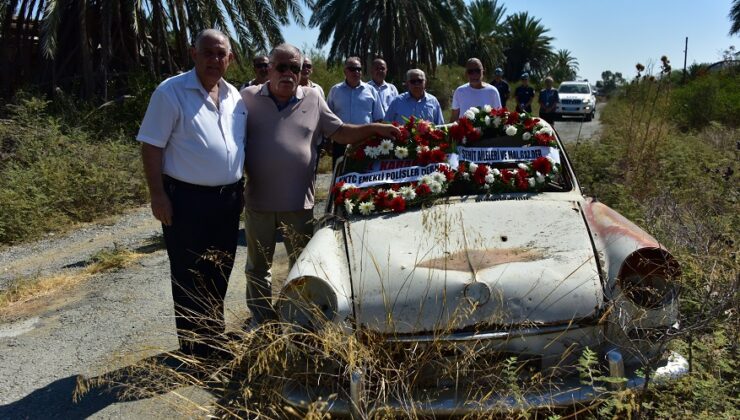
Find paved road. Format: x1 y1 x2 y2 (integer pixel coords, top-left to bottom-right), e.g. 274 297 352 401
552 107 602 145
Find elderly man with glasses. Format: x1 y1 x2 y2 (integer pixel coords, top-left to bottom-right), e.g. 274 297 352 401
240 44 400 325
327 57 384 165
449 58 502 122
240 55 270 89
383 69 444 125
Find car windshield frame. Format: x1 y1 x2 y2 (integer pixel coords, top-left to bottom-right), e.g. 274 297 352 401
558 84 591 94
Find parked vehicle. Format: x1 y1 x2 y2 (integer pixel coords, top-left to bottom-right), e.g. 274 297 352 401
557 81 597 121
276 115 686 417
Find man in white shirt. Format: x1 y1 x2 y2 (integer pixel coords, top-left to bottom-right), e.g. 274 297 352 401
299 57 325 97
367 58 399 113
137 29 246 361
450 58 502 122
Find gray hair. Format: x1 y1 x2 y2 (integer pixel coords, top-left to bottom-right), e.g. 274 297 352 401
269 43 302 64
345 56 361 67
194 29 231 52
372 58 387 67
405 69 425 81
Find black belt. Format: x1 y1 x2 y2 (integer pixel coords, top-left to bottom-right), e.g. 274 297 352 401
163 175 243 193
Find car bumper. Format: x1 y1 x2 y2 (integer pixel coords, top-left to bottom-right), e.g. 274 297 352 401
557 105 594 116
281 350 688 416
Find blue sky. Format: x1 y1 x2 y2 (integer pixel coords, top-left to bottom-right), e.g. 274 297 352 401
280 0 738 82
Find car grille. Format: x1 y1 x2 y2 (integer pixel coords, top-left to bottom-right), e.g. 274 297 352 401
561 99 581 105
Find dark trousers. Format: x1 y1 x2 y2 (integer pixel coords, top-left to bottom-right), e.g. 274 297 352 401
162 176 243 358
539 112 556 127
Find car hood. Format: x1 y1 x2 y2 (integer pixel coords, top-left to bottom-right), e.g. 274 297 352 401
559 94 592 100
345 198 603 335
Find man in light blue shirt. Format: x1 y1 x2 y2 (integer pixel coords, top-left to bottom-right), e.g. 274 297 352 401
384 69 444 125
367 58 399 113
327 57 384 163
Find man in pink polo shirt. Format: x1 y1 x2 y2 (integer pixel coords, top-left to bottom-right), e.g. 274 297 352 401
241 43 399 324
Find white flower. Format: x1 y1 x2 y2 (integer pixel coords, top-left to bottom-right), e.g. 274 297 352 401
528 177 536 188
484 173 496 184
364 145 380 158
344 199 354 214
387 190 398 198
493 116 502 127
420 175 433 185
536 171 546 184
522 132 532 141
358 201 375 215
418 145 430 153
517 163 528 171
341 183 355 191
463 107 478 120
462 173 470 180
399 186 417 200
468 163 478 173
429 181 443 193
552 165 559 173
394 146 409 159
537 126 553 136
431 171 447 184
484 115 491 126
511 169 518 175
482 104 492 113
379 139 394 155
505 125 517 136
491 168 501 176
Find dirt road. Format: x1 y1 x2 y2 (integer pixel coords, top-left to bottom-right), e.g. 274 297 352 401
0 111 602 418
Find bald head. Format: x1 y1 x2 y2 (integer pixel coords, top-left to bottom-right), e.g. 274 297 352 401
371 58 388 84
194 29 231 52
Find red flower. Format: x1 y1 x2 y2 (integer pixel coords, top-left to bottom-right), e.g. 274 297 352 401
417 120 431 134
516 173 529 191
534 132 554 146
416 183 431 195
531 156 552 174
500 169 513 184
374 190 390 209
449 122 466 141
431 149 446 162
353 147 366 160
507 112 520 125
473 164 489 185
429 129 445 141
398 127 410 142
466 128 481 142
524 118 540 131
416 149 432 165
390 196 406 212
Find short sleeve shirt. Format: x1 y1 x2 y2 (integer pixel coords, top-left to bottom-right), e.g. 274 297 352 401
515 85 536 105
367 80 399 113
136 69 246 186
539 88 560 110
384 92 444 125
242 84 344 211
492 79 510 102
451 83 502 111
327 81 384 124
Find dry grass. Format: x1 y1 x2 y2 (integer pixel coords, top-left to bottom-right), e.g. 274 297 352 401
0 247 142 315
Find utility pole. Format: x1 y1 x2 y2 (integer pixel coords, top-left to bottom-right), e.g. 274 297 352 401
682 37 688 83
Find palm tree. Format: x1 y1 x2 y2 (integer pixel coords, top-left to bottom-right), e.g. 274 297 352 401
453 0 506 72
309 0 466 80
548 49 579 82
731 0 740 35
502 11 554 81
0 0 313 100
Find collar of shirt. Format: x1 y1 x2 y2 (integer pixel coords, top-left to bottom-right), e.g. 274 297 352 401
405 92 428 102
343 80 366 90
368 80 387 89
184 69 230 107
260 82 304 110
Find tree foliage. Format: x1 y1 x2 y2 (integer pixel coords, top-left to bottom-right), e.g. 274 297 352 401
547 49 579 82
501 12 554 81
309 0 465 81
0 0 312 99
452 0 506 72
730 0 740 35
598 70 626 95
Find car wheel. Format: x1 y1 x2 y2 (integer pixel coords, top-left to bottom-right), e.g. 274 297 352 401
585 112 593 122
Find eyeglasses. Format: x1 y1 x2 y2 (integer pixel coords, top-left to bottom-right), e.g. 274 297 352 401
254 63 269 69
346 66 362 72
408 79 424 85
302 64 313 70
466 68 482 75
274 63 302 74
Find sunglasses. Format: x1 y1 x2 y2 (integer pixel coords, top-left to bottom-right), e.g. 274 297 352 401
274 63 302 74
302 63 313 70
466 68 482 75
254 63 269 69
346 66 362 72
408 79 425 85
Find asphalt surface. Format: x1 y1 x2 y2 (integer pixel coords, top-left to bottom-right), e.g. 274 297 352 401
0 110 602 418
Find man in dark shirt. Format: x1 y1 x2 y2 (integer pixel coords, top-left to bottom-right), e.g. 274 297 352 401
538 76 560 126
514 72 535 113
491 67 510 109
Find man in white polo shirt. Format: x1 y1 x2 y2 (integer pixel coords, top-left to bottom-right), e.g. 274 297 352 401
137 29 246 361
241 44 400 324
450 58 502 122
367 58 399 113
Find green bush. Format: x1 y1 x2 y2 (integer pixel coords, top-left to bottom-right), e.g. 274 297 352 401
670 71 740 130
0 96 147 244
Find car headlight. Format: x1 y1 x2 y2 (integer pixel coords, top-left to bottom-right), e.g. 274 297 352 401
618 249 679 309
581 98 590 104
278 276 338 331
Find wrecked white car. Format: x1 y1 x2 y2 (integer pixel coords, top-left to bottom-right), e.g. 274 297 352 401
277 110 687 417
